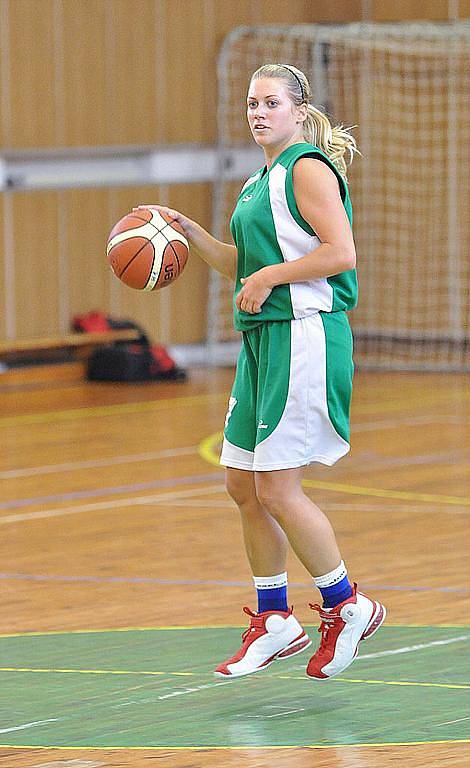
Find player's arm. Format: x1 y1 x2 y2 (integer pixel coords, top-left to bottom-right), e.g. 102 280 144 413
134 205 237 280
235 159 356 313
275 158 356 281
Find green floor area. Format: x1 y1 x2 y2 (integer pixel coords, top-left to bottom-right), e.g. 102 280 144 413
0 625 468 748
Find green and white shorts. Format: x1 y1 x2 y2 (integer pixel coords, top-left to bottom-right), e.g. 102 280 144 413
220 312 353 472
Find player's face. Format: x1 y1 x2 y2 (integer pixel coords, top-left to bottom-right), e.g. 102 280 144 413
247 78 304 151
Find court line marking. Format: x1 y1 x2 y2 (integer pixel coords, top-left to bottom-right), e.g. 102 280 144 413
0 482 225 524
355 635 469 659
0 623 468 639
1 667 464 692
0 634 468 682
0 392 228 428
0 446 198 480
351 414 470 432
276 675 469 690
0 667 193 677
0 471 223 512
199 432 470 507
437 715 470 727
0 719 58 735
2 387 467 429
0 740 468 751
1 572 469 594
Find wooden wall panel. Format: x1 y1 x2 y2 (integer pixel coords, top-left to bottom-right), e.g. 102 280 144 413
162 0 215 144
0 0 468 346
105 0 161 145
167 182 211 344
64 188 114 321
11 192 60 338
60 0 108 147
371 0 453 20
0 195 5 340
458 0 470 17
4 0 57 149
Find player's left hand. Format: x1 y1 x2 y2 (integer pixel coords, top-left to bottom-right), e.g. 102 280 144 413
236 267 274 314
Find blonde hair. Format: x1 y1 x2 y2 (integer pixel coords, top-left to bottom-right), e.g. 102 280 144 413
251 63 359 179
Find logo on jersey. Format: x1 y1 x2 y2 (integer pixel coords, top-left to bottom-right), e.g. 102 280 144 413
257 419 268 430
241 194 253 202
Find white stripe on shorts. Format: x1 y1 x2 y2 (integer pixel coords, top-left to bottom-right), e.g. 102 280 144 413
220 313 349 472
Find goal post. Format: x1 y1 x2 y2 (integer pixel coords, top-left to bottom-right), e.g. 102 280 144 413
209 22 470 371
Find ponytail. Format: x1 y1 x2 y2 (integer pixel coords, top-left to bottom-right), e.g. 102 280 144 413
303 104 359 179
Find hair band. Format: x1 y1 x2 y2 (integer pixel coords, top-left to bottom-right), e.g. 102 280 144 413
281 65 306 101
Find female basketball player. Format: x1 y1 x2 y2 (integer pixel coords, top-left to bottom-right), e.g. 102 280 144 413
135 63 385 680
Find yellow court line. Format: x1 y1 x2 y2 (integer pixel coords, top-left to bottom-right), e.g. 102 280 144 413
2 667 468 690
199 431 224 467
0 393 227 428
0 622 468 639
302 479 470 507
276 674 469 690
0 667 193 677
199 431 470 507
0 740 469 751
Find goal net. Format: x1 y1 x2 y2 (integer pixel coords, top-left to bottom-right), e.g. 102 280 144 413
209 22 470 370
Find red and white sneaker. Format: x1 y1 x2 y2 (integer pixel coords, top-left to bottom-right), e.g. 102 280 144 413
214 606 311 678
306 583 386 680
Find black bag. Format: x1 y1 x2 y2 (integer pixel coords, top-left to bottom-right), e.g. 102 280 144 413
75 312 187 383
86 342 187 382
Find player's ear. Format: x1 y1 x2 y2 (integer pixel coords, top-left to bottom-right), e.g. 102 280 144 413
295 103 308 124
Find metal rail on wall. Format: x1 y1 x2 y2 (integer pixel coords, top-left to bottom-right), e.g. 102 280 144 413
0 144 263 192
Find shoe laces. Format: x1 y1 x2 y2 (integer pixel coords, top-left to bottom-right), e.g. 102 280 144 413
240 605 292 642
309 603 341 651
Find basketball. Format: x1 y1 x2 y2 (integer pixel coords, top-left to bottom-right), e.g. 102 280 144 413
106 208 189 291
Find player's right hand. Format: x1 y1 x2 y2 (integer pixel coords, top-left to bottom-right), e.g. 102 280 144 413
132 205 193 238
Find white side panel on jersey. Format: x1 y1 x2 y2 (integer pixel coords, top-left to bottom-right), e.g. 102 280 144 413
268 164 333 316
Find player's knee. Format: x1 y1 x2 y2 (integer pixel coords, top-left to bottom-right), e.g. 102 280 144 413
225 469 256 507
255 476 288 520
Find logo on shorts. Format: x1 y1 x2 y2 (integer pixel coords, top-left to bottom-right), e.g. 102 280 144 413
241 194 253 202
258 419 268 430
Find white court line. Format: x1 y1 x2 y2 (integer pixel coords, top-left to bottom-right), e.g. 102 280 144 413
158 679 233 699
436 715 470 727
356 635 469 660
0 718 58 734
161 499 469 515
0 484 227 525
0 446 197 481
163 498 234 508
153 635 470 703
288 635 469 674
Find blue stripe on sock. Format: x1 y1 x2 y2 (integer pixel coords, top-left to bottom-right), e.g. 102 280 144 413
319 575 353 609
257 585 288 613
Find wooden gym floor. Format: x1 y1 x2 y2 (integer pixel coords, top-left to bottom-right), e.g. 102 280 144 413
0 361 469 767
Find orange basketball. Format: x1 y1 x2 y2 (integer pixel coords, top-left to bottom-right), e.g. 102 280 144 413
106 208 189 291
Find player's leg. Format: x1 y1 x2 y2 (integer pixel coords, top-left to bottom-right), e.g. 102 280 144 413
225 467 288 578
252 313 385 679
216 331 311 678
254 467 341 577
255 467 385 681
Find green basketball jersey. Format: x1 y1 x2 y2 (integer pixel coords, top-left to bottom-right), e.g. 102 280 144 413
230 142 358 332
